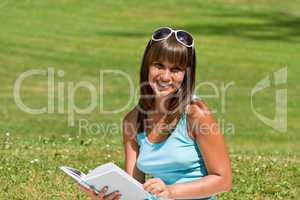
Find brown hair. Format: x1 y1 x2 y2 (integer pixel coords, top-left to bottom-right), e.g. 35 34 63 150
137 34 196 134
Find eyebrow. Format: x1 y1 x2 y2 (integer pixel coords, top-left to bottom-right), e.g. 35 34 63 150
153 61 163 65
154 61 185 69
165 61 185 69
172 64 185 70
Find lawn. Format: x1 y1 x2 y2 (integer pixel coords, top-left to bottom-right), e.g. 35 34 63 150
0 0 299 199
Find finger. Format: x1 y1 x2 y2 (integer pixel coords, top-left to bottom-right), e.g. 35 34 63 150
97 186 109 198
144 183 154 192
143 178 158 188
112 193 122 200
149 187 161 195
104 191 120 200
149 188 160 196
152 183 163 191
79 184 97 197
149 184 162 195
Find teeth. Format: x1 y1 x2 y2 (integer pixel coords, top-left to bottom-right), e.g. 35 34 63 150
158 81 171 88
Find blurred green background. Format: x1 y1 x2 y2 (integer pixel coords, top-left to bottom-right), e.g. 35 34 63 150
0 0 299 199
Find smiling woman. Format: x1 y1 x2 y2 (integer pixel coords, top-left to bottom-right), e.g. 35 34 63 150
138 27 196 129
81 27 232 200
149 60 185 96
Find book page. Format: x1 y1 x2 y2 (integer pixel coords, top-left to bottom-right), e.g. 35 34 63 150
86 162 115 178
60 166 86 182
84 171 150 200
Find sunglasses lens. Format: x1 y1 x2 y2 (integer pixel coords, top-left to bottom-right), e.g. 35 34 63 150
153 28 172 40
177 31 193 46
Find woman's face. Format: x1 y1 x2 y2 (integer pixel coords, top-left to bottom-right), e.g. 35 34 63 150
148 60 185 97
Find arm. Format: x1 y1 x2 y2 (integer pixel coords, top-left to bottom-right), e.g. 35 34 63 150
168 101 232 199
79 108 145 200
122 107 145 184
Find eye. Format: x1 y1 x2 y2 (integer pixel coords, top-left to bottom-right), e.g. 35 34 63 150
153 62 164 69
171 67 183 73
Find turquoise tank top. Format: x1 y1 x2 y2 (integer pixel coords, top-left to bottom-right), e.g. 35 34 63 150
136 114 216 200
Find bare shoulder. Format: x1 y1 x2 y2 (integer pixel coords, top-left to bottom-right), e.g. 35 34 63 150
186 99 218 139
187 99 214 122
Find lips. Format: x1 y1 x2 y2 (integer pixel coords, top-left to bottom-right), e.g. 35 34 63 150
156 81 172 90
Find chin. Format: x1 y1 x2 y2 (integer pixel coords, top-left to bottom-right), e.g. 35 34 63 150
154 89 175 97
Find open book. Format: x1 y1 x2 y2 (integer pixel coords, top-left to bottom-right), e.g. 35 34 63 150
60 162 152 200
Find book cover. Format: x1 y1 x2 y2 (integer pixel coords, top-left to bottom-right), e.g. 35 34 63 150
60 162 153 200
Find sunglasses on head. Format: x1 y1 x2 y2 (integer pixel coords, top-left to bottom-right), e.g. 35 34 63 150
151 27 194 48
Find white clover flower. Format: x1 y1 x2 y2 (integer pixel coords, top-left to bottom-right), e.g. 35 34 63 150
258 156 262 160
30 159 39 164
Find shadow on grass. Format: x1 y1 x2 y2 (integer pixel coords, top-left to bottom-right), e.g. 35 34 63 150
97 11 300 43
182 11 300 42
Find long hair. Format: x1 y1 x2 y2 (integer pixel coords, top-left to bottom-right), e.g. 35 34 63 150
137 33 196 134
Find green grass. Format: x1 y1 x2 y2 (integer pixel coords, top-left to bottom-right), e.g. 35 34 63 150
0 0 299 199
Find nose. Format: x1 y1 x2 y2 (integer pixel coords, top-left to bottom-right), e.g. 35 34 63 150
160 69 171 82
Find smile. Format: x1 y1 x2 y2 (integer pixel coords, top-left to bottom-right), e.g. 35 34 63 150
157 81 173 89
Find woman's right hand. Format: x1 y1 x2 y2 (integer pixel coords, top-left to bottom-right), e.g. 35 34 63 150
79 185 122 200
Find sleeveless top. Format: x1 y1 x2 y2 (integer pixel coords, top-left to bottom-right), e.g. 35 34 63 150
136 113 216 200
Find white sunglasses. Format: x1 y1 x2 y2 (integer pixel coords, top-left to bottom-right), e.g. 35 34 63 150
151 27 194 48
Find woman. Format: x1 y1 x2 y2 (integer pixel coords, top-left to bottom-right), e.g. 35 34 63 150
82 27 232 200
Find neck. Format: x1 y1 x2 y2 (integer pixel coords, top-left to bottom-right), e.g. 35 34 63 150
154 95 169 114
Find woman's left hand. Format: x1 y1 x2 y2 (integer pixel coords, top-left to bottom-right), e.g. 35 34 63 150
143 178 172 199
